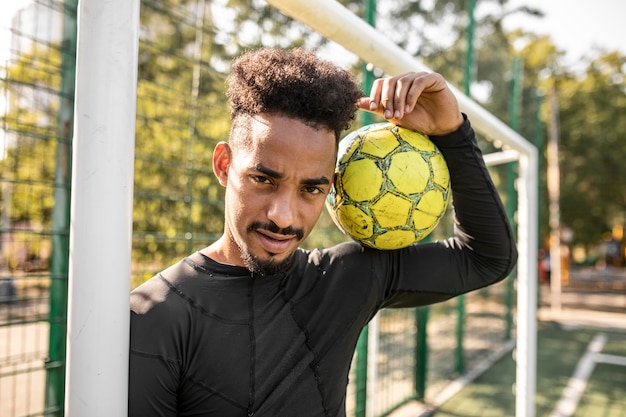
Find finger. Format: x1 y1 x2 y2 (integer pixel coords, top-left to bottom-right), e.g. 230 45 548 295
358 97 381 115
357 97 372 111
410 73 448 102
393 74 417 119
393 76 412 119
367 78 384 111
404 72 431 114
380 77 398 119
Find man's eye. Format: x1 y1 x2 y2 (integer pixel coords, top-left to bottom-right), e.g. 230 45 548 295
304 186 323 195
252 175 272 185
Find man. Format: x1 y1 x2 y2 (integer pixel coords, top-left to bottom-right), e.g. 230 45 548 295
129 48 517 416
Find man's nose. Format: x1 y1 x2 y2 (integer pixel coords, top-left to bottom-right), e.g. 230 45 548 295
266 189 297 230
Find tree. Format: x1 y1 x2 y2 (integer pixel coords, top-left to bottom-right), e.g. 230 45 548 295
557 51 626 248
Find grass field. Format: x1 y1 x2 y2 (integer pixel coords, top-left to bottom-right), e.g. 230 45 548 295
430 323 626 417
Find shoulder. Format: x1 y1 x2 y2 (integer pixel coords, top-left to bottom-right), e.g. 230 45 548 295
291 242 385 280
288 242 387 295
130 274 171 315
130 261 201 357
304 241 372 265
130 257 203 315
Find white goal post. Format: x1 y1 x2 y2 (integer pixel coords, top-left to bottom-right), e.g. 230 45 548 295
264 1 539 417
65 0 140 415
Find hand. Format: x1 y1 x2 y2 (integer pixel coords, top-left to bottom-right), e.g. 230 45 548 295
358 72 464 136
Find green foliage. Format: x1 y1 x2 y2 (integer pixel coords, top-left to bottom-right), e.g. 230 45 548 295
557 52 626 246
1 47 62 226
131 1 232 285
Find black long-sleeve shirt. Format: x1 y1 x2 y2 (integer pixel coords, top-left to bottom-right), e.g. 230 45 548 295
129 117 517 416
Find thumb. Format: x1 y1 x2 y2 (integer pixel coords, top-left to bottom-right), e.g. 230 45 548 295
357 97 371 110
357 97 382 114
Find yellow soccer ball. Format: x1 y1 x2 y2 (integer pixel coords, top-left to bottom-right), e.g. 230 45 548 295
325 123 450 250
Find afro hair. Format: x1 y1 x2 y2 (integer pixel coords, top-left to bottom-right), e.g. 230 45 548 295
227 48 364 141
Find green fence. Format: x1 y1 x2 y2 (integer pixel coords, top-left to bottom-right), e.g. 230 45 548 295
1 0 75 415
0 1 517 416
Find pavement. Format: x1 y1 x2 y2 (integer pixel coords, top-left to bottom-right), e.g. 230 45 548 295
539 266 626 331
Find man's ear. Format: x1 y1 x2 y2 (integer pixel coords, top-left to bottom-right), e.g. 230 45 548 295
212 142 231 187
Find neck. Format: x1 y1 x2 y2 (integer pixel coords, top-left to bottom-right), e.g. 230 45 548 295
201 236 244 267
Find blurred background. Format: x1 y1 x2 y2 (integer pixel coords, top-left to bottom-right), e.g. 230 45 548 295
1 1 624 416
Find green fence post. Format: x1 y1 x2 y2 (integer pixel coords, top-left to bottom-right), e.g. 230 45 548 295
414 306 429 401
361 0 376 127
463 0 476 97
504 178 520 337
455 296 465 374
45 1 78 415
533 91 545 309
354 327 369 417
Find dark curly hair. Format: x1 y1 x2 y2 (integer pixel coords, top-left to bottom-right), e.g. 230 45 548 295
227 48 363 142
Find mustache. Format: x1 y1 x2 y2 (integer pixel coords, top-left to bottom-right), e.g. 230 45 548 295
247 221 305 241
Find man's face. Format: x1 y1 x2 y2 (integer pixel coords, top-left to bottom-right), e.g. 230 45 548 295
213 113 336 275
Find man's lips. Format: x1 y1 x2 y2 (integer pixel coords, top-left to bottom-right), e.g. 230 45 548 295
255 230 296 254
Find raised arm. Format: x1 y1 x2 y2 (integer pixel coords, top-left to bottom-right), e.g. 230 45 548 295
356 71 517 307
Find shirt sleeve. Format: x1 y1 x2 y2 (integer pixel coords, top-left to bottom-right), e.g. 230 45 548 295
375 115 518 308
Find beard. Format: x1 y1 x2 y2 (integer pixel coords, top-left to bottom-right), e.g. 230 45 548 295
239 250 294 276
239 221 304 276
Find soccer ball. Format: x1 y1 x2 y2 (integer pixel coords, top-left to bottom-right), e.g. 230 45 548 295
325 123 450 250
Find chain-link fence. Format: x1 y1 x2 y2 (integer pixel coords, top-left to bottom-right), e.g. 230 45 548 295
1 1 519 416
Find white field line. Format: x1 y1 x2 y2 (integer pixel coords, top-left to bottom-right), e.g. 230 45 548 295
430 339 517 409
549 333 607 417
595 353 626 367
